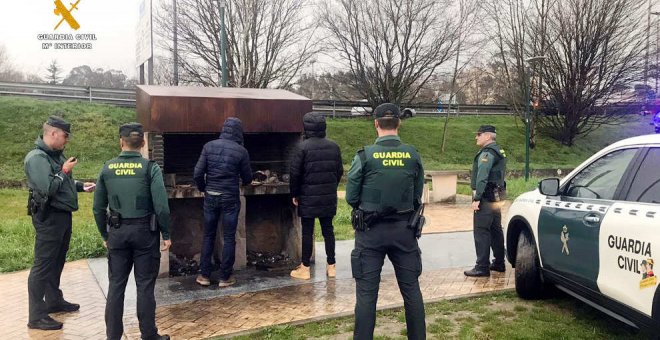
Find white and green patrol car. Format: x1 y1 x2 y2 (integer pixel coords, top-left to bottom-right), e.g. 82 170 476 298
505 134 660 334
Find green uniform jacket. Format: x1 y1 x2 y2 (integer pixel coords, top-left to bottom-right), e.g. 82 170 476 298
24 136 83 212
345 135 424 213
92 151 170 240
470 142 507 201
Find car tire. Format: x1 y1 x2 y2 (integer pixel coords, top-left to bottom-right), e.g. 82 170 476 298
515 230 545 299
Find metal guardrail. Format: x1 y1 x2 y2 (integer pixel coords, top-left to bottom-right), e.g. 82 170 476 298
0 81 136 107
0 81 517 115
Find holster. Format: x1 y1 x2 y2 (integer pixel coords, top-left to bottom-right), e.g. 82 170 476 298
408 201 426 238
149 214 158 232
27 189 45 216
485 182 507 202
351 209 365 231
351 209 381 231
107 210 122 230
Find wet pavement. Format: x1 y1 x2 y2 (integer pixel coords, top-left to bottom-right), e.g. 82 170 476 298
0 201 516 339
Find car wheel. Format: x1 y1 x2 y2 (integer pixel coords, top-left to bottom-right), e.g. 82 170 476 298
515 230 545 299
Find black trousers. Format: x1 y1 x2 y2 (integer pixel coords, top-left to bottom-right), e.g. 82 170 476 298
473 201 505 271
301 216 336 267
351 218 426 340
105 222 160 340
28 208 72 322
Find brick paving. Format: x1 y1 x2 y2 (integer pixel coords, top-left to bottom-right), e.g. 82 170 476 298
124 266 513 339
0 260 513 339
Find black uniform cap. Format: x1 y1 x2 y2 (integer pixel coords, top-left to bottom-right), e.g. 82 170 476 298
119 123 144 138
476 125 497 134
374 103 400 118
46 116 71 134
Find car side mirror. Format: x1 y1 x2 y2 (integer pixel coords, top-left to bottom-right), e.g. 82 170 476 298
539 178 560 196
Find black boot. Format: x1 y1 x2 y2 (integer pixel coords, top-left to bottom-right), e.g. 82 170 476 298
47 300 80 313
464 267 490 277
27 316 63 330
489 263 506 273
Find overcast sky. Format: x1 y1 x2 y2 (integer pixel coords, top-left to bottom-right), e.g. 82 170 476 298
1 0 143 78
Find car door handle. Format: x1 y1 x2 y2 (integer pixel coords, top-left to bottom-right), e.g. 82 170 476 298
583 214 601 224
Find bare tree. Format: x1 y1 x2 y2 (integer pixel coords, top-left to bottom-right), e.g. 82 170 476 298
319 0 459 108
155 0 319 88
45 59 64 84
537 0 645 145
485 0 645 145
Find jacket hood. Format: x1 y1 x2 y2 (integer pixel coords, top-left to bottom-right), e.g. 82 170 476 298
303 112 326 139
35 135 62 157
219 117 244 144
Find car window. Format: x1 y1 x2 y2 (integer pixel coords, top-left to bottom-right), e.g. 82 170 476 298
625 148 660 204
564 148 638 200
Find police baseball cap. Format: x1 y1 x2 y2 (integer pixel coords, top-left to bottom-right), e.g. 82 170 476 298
476 125 497 134
46 116 71 134
119 123 144 138
374 103 400 118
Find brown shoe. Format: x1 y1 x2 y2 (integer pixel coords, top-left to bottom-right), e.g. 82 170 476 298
290 264 311 280
326 264 336 278
195 275 210 286
218 275 236 288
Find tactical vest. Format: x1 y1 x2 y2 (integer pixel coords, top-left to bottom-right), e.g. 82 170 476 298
358 140 420 213
472 143 507 187
101 156 154 218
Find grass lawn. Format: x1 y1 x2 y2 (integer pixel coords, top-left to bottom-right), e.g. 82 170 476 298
0 188 104 273
226 291 652 340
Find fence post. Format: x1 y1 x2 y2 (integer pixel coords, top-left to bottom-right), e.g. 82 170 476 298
88 87 92 103
332 100 336 118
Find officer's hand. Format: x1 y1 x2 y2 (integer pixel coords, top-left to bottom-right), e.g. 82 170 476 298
292 197 298 206
63 157 78 173
161 240 172 251
83 182 96 192
471 201 480 211
103 240 107 248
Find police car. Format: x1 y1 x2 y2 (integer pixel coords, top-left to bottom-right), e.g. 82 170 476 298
505 134 660 334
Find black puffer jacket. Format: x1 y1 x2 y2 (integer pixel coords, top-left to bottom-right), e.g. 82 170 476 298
289 112 343 218
194 118 252 198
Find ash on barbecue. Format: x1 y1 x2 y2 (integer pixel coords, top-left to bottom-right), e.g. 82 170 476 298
247 251 294 271
169 253 200 277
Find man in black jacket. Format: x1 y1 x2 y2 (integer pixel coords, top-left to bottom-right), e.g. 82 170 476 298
289 112 343 279
193 117 252 287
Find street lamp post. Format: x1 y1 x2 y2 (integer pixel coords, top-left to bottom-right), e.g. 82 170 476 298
173 0 178 85
651 12 660 96
524 56 546 181
214 0 228 87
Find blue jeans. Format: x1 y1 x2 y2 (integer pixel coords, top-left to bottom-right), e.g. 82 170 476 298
200 194 240 280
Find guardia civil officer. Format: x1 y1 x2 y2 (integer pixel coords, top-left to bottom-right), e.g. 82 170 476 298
24 116 96 330
346 103 426 340
464 125 507 277
92 123 171 340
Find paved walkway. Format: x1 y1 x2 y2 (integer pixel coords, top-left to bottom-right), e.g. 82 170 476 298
0 200 516 339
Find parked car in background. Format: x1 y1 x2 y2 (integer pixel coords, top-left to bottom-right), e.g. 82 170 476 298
505 134 660 335
349 100 416 118
654 112 660 133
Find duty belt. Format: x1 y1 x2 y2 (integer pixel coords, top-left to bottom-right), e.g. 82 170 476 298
121 216 152 225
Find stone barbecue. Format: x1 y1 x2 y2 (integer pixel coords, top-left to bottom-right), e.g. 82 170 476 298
135 85 312 276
